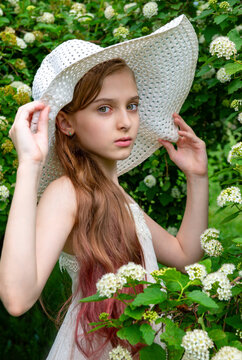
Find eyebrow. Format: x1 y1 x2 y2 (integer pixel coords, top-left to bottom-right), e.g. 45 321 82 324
92 95 140 104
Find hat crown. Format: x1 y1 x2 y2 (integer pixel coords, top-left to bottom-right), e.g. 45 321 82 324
32 39 101 100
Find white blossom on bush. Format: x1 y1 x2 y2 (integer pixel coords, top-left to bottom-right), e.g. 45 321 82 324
0 185 10 201
216 67 231 83
117 262 146 282
202 240 223 257
0 8 3 16
16 37 27 49
231 99 242 111
211 346 242 359
7 0 19 6
113 26 129 39
200 228 220 244
219 1 231 11
202 271 232 300
96 273 123 298
17 84 32 97
167 226 178 236
142 1 158 18
37 12 55 24
104 6 115 19
209 36 237 60
238 113 242 124
23 32 35 44
217 186 242 207
181 329 214 360
218 263 235 275
185 263 207 281
144 174 156 188
227 142 242 164
171 187 181 198
109 345 132 360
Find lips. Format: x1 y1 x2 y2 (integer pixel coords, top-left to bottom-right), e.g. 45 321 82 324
114 137 132 147
115 137 132 142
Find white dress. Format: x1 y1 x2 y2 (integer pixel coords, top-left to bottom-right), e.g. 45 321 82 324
46 203 165 360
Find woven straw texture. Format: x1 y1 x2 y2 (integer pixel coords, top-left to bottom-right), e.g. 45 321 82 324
32 14 198 200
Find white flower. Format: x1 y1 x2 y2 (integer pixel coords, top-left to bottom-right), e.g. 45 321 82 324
200 228 219 244
117 262 146 282
211 346 242 359
167 226 178 236
124 2 139 14
181 329 214 360
218 263 235 275
216 67 231 83
104 6 115 19
202 240 223 257
144 174 156 188
239 270 242 277
7 0 19 5
202 271 232 300
23 32 35 44
209 36 237 60
199 34 205 44
143 1 158 18
109 345 132 360
96 273 123 298
171 187 181 198
0 185 10 201
0 8 3 16
201 66 216 80
185 263 207 281
113 26 129 39
231 99 242 112
37 12 55 24
16 37 27 49
70 2 86 14
217 186 242 207
219 1 231 11
238 113 242 124
17 84 32 97
227 142 242 164
10 80 25 89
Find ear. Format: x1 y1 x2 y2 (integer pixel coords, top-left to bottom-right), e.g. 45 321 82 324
56 111 75 136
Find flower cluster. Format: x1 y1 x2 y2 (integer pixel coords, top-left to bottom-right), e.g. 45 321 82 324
104 6 115 20
16 37 27 49
167 226 178 236
209 36 237 60
109 345 132 360
17 84 32 97
96 263 146 298
218 263 235 275
0 31 17 46
1 139 14 154
23 32 35 44
0 185 10 201
14 58 26 70
231 99 242 111
219 1 231 11
37 12 55 24
143 310 159 323
181 329 214 360
99 312 109 321
113 26 129 39
142 1 158 18
238 113 242 124
217 186 242 207
144 174 156 188
171 187 181 198
227 142 242 164
202 269 232 300
200 228 223 256
216 67 231 83
211 346 242 359
185 263 207 281
0 116 8 131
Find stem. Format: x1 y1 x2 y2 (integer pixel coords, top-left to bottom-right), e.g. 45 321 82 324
198 315 206 331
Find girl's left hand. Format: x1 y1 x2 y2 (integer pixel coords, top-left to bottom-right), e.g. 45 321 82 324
158 113 208 178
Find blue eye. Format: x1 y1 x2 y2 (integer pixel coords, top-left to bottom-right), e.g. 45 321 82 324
127 103 138 111
98 106 110 113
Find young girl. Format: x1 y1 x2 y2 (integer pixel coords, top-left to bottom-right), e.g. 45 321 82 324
0 15 208 360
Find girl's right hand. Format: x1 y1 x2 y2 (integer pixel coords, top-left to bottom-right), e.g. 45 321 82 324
8 101 50 166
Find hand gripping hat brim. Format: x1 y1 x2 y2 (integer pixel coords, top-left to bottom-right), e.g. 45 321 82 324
32 14 198 200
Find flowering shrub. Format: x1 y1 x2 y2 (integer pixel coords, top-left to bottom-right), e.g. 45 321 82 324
0 0 241 358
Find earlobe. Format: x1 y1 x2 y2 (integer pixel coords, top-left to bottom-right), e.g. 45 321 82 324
56 111 74 136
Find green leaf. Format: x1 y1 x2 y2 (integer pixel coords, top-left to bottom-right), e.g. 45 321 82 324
199 258 212 273
232 285 242 296
219 211 240 225
232 237 242 244
224 62 242 76
124 305 146 320
140 323 156 345
228 29 242 50
230 340 242 351
208 329 228 348
79 293 107 303
0 17 10 27
139 343 166 360
160 317 185 349
132 287 167 306
228 79 242 94
225 315 242 329
194 9 213 19
186 290 219 309
160 268 182 282
214 14 228 24
117 324 143 345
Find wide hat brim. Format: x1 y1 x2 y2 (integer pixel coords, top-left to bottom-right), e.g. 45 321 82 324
32 14 198 201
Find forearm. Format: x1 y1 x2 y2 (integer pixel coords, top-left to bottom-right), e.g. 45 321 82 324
176 174 209 266
0 162 43 314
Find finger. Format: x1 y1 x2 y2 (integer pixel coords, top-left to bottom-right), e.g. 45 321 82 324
158 139 176 159
37 106 50 137
178 130 199 142
173 113 195 134
16 101 46 123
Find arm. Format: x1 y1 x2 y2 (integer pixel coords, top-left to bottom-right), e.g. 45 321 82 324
144 113 208 271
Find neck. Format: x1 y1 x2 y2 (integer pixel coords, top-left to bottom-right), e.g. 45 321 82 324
91 155 119 186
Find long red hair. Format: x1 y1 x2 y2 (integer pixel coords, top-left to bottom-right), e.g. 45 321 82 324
55 58 145 358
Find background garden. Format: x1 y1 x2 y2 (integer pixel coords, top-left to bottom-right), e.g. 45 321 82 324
0 0 241 359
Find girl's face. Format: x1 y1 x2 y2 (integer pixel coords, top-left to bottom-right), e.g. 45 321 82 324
68 68 140 167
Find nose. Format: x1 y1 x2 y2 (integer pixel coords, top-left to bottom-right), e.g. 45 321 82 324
116 108 132 131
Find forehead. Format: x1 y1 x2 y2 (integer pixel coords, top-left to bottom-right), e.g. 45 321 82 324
99 68 137 95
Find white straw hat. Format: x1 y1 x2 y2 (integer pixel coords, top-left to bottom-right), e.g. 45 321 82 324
32 14 198 200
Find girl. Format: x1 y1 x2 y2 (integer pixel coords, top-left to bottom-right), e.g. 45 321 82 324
0 15 208 360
